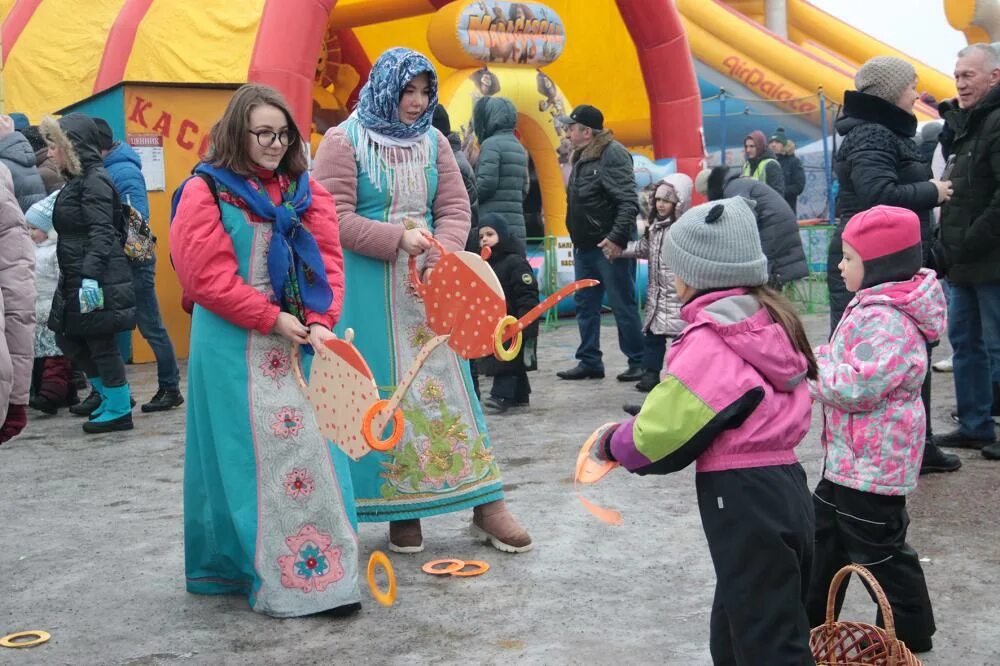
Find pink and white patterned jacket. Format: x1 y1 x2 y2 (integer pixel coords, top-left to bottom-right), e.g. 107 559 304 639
813 269 946 496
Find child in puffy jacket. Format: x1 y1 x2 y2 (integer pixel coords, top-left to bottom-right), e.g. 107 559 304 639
593 197 818 664
623 173 692 393
476 213 539 414
806 205 945 654
25 190 78 414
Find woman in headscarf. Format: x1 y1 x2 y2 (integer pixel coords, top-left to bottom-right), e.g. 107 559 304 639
313 47 532 554
170 84 360 617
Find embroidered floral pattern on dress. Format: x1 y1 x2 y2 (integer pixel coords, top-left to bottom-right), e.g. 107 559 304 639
408 323 433 349
260 347 291 385
283 468 315 501
278 524 345 593
270 407 305 439
419 378 444 403
376 398 495 498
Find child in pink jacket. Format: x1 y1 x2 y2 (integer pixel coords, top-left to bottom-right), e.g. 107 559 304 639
594 197 818 664
806 205 945 654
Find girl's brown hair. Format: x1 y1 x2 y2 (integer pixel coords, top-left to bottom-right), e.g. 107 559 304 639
748 286 818 380
205 84 308 177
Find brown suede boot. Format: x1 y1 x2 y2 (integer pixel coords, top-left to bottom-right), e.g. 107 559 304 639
471 499 532 553
388 519 424 553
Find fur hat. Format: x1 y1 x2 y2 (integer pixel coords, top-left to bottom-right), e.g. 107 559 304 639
855 56 917 104
663 197 769 290
694 168 712 196
842 205 922 289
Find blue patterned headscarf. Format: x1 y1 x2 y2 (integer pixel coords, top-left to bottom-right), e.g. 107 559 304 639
356 47 439 140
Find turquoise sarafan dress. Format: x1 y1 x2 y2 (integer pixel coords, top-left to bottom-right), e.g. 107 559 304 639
172 173 360 617
314 117 504 523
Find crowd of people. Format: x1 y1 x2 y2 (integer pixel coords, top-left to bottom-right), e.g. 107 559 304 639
0 36 997 664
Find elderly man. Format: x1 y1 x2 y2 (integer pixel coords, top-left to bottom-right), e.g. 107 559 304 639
934 43 1000 460
555 104 643 381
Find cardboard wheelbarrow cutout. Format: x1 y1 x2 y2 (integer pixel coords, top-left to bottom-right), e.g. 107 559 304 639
293 237 598 460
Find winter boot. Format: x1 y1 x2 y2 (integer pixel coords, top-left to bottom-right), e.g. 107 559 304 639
83 383 133 433
471 499 532 553
141 388 185 413
388 519 424 553
919 441 961 474
70 380 103 417
634 370 659 393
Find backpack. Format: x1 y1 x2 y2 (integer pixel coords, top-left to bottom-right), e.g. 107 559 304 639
168 171 219 269
122 194 157 262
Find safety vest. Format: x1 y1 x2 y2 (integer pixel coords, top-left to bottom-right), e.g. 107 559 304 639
742 158 777 184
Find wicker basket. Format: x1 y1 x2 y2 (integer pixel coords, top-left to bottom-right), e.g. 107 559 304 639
809 564 922 666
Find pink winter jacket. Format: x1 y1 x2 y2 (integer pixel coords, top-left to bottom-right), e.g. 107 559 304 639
0 162 37 420
606 289 812 474
813 269 946 496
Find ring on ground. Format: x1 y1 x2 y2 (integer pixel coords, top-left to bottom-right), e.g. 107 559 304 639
367 551 397 607
0 631 51 649
421 559 466 575
452 560 490 577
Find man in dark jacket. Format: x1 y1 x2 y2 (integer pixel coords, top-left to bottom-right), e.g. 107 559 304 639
92 117 183 414
473 96 529 242
0 114 47 211
555 104 644 381
933 43 1000 458
433 105 479 250
768 128 805 213
699 167 808 288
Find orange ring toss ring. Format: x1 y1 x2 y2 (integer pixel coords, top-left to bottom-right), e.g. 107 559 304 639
493 315 522 361
574 423 623 525
0 631 51 649
451 560 490 577
362 400 404 451
421 559 466 575
367 551 397 607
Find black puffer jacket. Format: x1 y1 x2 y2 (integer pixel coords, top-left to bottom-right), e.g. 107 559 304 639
477 228 539 376
708 168 808 287
566 130 638 249
938 83 1000 285
775 152 805 213
43 113 135 337
446 131 479 250
827 91 938 332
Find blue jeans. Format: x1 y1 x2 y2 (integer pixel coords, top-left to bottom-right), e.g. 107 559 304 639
131 257 180 390
642 332 670 374
948 282 1000 438
572 247 644 370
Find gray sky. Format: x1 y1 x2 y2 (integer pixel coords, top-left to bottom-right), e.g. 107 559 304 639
810 0 968 75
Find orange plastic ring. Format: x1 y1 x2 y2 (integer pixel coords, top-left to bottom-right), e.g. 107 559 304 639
451 560 490 577
0 631 51 649
367 551 397 607
493 315 523 361
421 559 466 575
362 400 404 451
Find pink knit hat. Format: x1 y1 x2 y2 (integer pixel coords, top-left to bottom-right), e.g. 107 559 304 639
842 205 922 288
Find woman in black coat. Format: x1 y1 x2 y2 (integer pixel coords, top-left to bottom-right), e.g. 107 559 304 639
827 57 957 474
476 213 539 413
41 113 135 433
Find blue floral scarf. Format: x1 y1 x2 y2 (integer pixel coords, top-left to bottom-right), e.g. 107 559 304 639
195 163 333 320
355 47 439 139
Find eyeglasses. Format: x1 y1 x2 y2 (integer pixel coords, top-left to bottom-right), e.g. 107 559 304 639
248 129 295 147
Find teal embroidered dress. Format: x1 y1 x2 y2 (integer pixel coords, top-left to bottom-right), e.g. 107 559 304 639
314 118 504 523
171 173 360 617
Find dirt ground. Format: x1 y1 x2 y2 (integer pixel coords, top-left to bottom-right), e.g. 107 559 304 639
1 312 998 665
